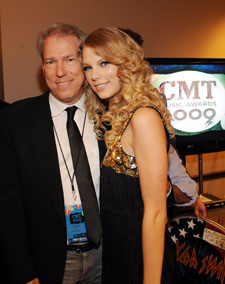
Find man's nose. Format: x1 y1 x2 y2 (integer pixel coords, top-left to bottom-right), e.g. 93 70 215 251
56 61 67 77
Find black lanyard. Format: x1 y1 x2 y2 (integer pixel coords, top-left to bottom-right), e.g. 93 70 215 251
53 109 87 202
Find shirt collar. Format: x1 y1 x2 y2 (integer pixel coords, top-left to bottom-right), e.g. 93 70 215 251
49 93 86 118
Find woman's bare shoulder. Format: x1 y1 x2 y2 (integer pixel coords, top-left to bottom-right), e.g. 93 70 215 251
130 107 162 128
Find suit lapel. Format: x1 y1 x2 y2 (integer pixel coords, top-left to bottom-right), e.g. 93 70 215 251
28 94 66 229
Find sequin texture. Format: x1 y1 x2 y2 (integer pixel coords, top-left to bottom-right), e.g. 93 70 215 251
102 112 138 177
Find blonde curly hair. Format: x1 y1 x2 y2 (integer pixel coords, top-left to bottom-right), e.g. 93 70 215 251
83 27 174 148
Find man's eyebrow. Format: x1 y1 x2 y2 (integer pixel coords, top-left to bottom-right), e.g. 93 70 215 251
63 54 77 59
42 56 55 62
43 54 76 61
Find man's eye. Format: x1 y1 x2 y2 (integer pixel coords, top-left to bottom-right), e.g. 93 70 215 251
83 66 91 72
101 61 110 66
67 58 75 62
45 60 54 65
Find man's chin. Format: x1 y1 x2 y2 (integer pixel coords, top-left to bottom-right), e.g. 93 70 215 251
55 93 83 105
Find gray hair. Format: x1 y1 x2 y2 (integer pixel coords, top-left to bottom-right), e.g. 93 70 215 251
37 23 86 60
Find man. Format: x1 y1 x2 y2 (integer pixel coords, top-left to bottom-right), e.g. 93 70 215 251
0 98 10 284
118 27 206 218
0 23 102 284
168 145 206 217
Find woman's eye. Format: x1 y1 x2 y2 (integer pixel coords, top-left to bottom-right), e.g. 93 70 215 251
83 66 91 72
101 61 110 66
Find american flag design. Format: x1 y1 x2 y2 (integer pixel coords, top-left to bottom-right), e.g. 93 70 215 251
168 216 225 284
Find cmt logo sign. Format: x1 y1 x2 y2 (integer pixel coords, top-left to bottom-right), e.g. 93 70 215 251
160 80 216 101
159 71 225 133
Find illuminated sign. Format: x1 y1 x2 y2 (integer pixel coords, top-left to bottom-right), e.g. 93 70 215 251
151 70 225 135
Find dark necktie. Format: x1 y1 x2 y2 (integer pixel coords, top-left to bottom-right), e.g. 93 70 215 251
66 106 102 245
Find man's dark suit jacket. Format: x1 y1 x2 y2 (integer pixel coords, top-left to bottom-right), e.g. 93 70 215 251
0 99 9 110
0 93 104 284
0 98 10 284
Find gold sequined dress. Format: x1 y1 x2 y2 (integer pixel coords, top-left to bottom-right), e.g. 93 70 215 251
100 108 176 284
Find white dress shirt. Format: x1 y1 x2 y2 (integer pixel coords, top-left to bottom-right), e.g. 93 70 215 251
49 93 100 206
168 145 198 206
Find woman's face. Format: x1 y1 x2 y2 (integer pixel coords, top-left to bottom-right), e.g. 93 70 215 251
82 46 122 100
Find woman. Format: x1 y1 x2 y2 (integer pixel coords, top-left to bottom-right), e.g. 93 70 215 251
82 27 175 284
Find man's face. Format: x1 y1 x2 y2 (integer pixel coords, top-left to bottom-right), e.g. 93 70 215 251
42 35 85 105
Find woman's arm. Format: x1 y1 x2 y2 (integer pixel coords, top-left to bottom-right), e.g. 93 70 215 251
130 107 168 284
